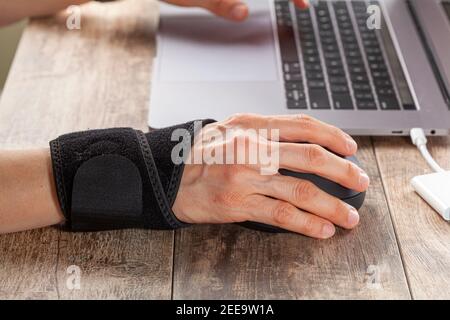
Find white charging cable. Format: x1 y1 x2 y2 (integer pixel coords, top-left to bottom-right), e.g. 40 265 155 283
410 128 445 173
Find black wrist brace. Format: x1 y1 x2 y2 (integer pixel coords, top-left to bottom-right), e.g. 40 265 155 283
49 120 215 232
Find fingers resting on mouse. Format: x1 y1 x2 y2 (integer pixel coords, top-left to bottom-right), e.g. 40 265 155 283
163 0 310 22
172 113 370 239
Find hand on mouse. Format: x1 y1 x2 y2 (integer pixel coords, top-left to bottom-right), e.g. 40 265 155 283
162 0 309 22
172 113 370 239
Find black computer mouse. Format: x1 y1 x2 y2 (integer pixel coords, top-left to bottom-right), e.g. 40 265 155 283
239 155 366 233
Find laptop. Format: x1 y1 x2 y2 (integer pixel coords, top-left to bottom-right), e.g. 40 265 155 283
149 0 450 136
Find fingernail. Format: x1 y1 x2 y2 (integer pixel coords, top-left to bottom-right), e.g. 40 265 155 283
346 137 357 153
231 4 248 20
347 206 360 226
359 171 370 189
321 224 335 238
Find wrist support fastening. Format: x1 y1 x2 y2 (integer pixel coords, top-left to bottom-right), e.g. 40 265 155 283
49 120 215 232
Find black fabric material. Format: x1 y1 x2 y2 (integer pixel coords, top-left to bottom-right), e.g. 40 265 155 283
147 121 206 205
71 154 143 231
49 120 215 232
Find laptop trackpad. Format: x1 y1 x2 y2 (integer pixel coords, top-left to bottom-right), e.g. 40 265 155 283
158 7 278 82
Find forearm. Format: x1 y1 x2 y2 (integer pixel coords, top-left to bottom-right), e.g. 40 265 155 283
0 148 64 234
0 0 91 26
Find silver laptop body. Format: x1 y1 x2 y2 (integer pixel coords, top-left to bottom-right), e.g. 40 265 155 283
149 0 450 136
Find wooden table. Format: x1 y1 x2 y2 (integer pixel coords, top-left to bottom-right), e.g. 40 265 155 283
0 0 449 300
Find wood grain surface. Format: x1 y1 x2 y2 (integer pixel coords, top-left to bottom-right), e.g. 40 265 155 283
0 0 448 300
373 136 450 299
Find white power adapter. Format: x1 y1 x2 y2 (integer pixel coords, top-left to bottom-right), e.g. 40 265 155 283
410 128 449 222
411 171 450 221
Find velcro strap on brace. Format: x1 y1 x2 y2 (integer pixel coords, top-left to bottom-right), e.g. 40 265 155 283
49 120 215 232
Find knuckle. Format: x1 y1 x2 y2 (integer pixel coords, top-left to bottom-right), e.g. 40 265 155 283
210 0 225 8
226 113 255 126
272 203 294 226
335 161 358 187
346 161 354 174
298 113 313 122
303 144 327 167
298 114 316 131
331 201 347 223
333 127 346 140
301 215 318 235
345 161 359 179
292 180 318 203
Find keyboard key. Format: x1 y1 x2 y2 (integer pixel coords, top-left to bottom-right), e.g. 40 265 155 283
356 100 377 110
324 52 342 60
347 58 364 66
319 30 335 38
328 67 346 77
369 63 387 71
287 99 308 109
346 51 362 59
355 91 374 101
367 54 384 63
285 73 303 81
302 40 317 48
343 43 360 51
333 94 354 109
287 89 306 101
318 16 331 24
316 9 329 17
342 35 358 44
302 48 319 56
366 47 382 55
403 104 416 110
337 15 350 23
305 63 322 72
299 32 316 41
361 32 377 41
377 87 395 96
353 83 371 91
340 29 354 37
372 71 389 79
296 11 311 20
304 56 321 64
329 77 347 85
298 19 313 28
323 44 339 52
321 37 337 45
326 60 343 68
320 23 333 31
308 80 326 89
307 71 324 80
331 85 349 93
285 82 303 90
349 66 365 74
309 89 331 109
352 74 369 83
379 95 400 110
284 62 301 73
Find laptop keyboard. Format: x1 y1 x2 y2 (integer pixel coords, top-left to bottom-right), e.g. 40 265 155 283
275 0 405 110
